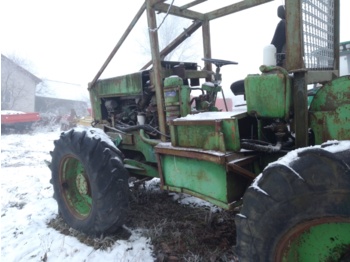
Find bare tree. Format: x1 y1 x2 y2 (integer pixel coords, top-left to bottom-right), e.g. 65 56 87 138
1 71 27 110
1 54 39 111
139 14 200 62
6 54 36 73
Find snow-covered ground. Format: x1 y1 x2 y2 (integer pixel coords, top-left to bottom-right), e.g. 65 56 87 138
2 127 348 261
1 128 154 262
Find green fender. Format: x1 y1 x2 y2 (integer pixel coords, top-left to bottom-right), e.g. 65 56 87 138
309 76 350 144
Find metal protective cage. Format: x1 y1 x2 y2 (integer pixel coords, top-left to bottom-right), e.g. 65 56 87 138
302 0 335 70
285 0 339 74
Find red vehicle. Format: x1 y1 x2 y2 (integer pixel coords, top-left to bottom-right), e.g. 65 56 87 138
1 111 41 133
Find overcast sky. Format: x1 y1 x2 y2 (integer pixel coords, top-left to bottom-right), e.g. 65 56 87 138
2 0 350 93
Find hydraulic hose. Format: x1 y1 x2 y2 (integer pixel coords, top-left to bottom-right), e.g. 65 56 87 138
139 129 161 146
241 139 282 153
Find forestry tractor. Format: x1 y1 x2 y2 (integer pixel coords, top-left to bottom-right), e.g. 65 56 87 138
49 0 350 261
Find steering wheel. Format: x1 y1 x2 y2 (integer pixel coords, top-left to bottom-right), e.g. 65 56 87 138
202 58 238 68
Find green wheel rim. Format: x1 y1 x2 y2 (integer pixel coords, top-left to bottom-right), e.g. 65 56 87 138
59 155 92 219
276 218 350 262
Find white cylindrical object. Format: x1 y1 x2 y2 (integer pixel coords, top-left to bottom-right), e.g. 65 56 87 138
263 44 277 66
137 114 146 125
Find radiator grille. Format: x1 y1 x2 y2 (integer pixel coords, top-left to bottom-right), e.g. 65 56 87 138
302 0 335 70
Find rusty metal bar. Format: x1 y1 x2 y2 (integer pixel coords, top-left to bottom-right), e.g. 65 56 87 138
140 20 202 70
153 2 205 20
150 0 166 6
155 152 166 189
285 0 304 71
227 162 256 180
221 89 229 111
204 0 273 21
334 0 340 73
226 154 259 180
226 154 259 166
306 70 338 84
155 145 227 164
293 72 308 148
180 0 207 10
202 19 212 81
146 1 167 141
88 2 146 90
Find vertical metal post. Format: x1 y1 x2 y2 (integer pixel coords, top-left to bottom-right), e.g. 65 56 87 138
334 0 340 73
285 0 304 71
146 0 167 141
293 72 308 148
285 0 308 148
202 19 212 81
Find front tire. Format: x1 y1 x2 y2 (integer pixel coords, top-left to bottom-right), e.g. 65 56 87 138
235 145 350 261
51 127 129 236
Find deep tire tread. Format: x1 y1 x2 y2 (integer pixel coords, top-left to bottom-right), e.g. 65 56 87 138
51 127 129 236
236 146 350 262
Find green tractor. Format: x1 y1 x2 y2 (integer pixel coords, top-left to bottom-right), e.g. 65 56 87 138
49 0 350 261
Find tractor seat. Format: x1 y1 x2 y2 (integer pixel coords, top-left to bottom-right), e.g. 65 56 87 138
230 80 245 96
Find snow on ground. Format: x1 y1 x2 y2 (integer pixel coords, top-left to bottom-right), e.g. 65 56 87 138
7 127 347 261
1 128 154 262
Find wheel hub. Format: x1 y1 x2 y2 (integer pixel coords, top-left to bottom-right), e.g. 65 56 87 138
60 155 92 219
275 217 350 262
76 172 88 195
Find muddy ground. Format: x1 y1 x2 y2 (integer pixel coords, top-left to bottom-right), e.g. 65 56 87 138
48 179 239 261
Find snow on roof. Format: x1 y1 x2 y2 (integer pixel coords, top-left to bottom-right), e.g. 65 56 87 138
1 110 25 115
36 80 89 102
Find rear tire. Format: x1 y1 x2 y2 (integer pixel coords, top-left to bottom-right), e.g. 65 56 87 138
51 127 129 236
235 146 350 261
